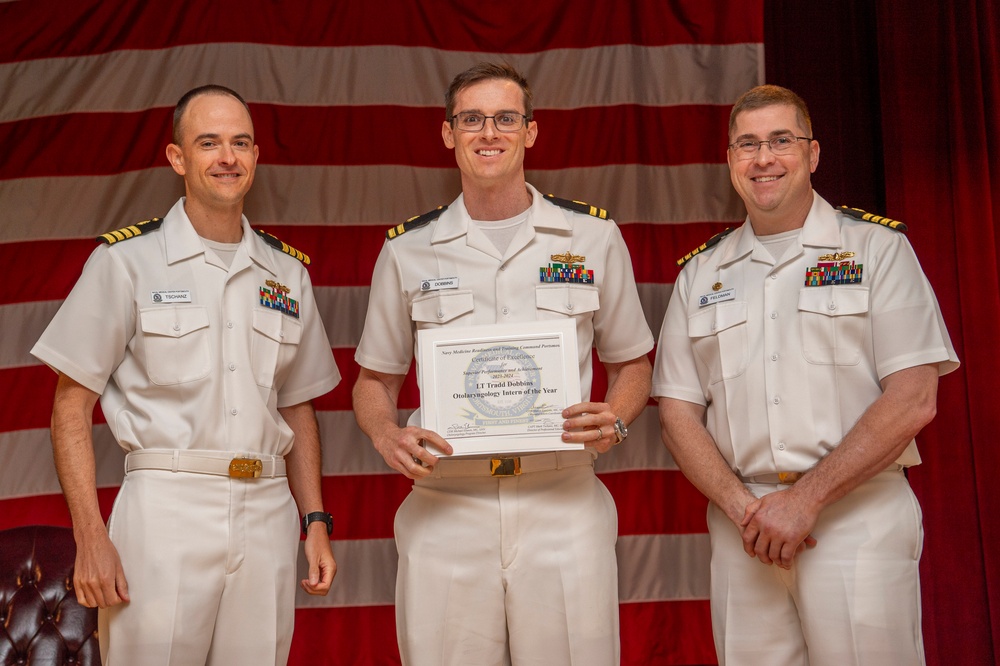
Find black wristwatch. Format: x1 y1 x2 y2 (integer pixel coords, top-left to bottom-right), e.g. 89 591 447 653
301 511 333 536
612 417 628 445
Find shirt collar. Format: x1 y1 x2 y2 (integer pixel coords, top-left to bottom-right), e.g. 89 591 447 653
162 198 274 274
430 183 571 244
715 190 840 266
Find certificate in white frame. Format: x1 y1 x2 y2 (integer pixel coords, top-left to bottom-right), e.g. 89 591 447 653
417 320 583 456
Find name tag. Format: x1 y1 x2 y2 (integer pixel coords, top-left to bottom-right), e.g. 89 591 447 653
420 277 459 291
151 290 192 303
698 288 735 307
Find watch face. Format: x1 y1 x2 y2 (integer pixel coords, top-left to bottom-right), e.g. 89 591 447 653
614 418 627 442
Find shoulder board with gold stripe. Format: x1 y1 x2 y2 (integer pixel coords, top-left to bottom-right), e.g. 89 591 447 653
95 217 163 245
255 228 311 265
386 205 448 240
837 206 908 232
543 194 609 220
676 227 735 266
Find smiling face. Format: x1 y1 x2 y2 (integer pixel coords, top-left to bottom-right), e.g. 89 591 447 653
727 103 819 231
441 78 537 194
165 92 259 213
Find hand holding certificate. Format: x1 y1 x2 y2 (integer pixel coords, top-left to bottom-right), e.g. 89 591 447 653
418 320 583 456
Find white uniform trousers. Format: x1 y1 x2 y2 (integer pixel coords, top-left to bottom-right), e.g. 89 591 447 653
394 459 620 666
99 466 300 665
707 470 924 666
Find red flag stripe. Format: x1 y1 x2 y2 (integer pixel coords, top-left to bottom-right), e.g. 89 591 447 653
0 104 733 181
1 0 762 64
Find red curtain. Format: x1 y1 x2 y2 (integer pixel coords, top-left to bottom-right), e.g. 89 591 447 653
766 0 999 663
877 1 1000 664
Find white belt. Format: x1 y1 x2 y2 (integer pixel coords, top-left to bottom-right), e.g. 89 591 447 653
125 450 286 479
430 450 595 478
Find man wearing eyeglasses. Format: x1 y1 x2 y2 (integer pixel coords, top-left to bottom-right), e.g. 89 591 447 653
352 62 652 665
652 84 958 664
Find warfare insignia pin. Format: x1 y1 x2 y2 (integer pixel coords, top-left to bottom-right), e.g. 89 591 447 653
541 252 593 284
817 251 856 262
550 251 586 264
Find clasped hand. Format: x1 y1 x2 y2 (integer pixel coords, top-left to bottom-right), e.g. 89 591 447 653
739 488 819 569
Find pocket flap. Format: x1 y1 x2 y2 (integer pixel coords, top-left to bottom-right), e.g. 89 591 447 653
139 306 210 338
253 309 303 344
411 290 475 323
687 301 747 337
535 285 600 315
798 286 870 316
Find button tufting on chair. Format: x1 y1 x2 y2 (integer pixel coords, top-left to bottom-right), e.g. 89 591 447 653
0 526 99 665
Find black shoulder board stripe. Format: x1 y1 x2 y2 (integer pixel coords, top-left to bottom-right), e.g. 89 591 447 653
837 206 908 232
676 227 735 267
387 205 448 240
544 194 609 220
96 217 163 245
255 228 311 265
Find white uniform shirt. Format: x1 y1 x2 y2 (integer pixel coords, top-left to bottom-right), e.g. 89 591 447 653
652 193 958 476
356 184 653 427
31 198 340 456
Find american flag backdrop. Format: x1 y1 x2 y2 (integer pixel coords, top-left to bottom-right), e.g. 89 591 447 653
0 1 763 663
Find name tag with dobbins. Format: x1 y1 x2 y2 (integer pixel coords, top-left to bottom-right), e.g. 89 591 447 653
151 290 192 303
698 288 736 307
421 277 459 291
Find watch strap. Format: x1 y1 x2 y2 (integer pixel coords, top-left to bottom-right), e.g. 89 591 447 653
302 511 333 536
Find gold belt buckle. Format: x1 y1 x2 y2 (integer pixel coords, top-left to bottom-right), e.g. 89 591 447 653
229 458 263 479
777 471 803 484
490 457 521 477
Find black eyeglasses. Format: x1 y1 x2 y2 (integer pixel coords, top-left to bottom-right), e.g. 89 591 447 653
448 111 531 133
728 135 813 158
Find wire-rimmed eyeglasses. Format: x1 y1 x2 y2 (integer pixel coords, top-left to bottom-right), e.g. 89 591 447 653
728 135 814 159
448 111 531 133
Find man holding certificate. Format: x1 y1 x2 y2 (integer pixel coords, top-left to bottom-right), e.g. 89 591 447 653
352 62 653 665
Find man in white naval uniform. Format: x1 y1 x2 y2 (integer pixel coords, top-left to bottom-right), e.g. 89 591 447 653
653 84 959 665
352 62 653 665
31 85 340 665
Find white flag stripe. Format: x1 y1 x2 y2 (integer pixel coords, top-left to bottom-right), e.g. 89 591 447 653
616 533 712 602
2 42 762 124
0 426 122 499
293 532 710 608
0 406 676 501
1 163 742 244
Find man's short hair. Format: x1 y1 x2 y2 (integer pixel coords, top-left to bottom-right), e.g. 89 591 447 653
445 62 533 120
729 84 812 138
172 84 251 145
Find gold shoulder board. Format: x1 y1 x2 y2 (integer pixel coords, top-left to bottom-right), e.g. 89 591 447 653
255 229 311 265
676 227 735 266
96 217 163 245
544 194 609 220
837 206 908 232
386 205 448 240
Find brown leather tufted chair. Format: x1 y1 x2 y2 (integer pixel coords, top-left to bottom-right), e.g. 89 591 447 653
0 525 99 665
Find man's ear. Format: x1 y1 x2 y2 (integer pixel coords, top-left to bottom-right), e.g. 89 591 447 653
442 120 455 149
165 144 185 176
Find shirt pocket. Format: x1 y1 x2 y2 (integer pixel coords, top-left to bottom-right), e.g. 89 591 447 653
139 306 211 385
687 301 748 384
251 309 303 388
798 286 869 365
535 284 600 319
410 290 475 328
